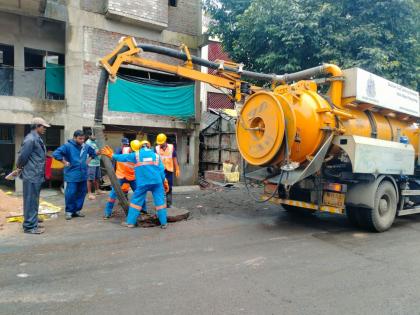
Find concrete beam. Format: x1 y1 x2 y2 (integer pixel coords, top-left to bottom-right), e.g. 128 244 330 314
14 124 24 194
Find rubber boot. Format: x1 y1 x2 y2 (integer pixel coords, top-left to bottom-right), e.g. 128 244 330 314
166 192 172 208
157 208 167 227
104 201 115 218
126 208 140 225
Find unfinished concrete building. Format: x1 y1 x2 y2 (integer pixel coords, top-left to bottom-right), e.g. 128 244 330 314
0 0 202 190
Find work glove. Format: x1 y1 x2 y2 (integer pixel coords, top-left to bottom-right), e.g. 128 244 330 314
175 167 180 178
101 146 114 159
163 179 170 193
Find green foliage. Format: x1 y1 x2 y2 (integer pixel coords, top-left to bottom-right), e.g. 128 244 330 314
204 0 420 89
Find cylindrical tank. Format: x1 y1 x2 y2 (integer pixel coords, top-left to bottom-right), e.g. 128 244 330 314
236 83 419 166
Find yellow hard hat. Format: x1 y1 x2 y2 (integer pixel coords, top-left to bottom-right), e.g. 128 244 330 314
156 133 167 145
140 140 151 148
130 140 141 151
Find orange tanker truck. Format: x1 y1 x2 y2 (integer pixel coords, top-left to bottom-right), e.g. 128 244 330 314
237 67 419 232
95 37 419 232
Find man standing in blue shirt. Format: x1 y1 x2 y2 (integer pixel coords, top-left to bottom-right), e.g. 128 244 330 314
53 130 97 220
85 130 105 200
17 117 50 234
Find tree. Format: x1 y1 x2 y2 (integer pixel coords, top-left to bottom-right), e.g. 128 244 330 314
204 0 420 89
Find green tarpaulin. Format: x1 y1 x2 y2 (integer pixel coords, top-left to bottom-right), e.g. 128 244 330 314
45 62 65 96
108 77 195 118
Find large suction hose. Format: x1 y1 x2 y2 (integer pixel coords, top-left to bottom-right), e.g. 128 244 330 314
137 44 338 84
94 46 131 214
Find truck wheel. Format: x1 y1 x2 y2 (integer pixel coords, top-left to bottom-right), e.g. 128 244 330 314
364 181 397 232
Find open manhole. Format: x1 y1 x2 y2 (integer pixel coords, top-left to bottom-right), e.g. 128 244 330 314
138 207 190 227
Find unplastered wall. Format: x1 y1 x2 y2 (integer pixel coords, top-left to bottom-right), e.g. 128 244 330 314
168 0 200 36
106 0 168 30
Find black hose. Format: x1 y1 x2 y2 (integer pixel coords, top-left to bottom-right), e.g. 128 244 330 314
242 158 284 203
94 68 109 123
276 65 327 83
94 45 130 123
138 44 327 82
93 45 131 214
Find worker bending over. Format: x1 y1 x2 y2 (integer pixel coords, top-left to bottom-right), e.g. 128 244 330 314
101 140 169 228
103 138 146 219
155 133 180 208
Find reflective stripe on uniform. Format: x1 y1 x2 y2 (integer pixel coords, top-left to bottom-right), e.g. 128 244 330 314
108 198 116 203
130 203 142 210
156 204 166 210
134 150 159 167
135 160 159 167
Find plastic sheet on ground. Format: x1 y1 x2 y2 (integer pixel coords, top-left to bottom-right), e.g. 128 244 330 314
223 163 240 183
0 189 61 225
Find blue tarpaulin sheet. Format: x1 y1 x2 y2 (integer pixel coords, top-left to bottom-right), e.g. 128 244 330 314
46 62 65 96
108 77 195 118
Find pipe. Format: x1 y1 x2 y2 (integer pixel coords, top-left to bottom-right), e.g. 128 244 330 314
137 45 344 91
273 65 326 82
323 64 343 107
138 44 278 81
94 48 131 214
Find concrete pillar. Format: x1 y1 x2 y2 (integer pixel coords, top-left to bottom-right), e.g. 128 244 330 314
174 130 185 186
200 45 209 113
189 128 200 184
60 128 65 144
14 124 25 194
65 1 85 140
13 17 25 96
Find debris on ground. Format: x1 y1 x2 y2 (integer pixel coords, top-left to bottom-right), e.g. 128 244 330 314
0 189 61 226
7 201 61 223
199 177 237 190
138 207 190 227
0 189 23 228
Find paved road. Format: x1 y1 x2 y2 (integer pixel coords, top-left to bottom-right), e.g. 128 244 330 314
1 188 420 314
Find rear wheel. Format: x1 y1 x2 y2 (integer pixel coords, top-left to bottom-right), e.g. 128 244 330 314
363 181 397 232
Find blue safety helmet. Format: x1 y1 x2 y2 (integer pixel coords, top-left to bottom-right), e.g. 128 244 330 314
121 137 129 145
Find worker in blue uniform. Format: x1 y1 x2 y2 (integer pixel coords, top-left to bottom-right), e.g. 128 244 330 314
103 139 147 219
101 140 169 228
53 130 97 220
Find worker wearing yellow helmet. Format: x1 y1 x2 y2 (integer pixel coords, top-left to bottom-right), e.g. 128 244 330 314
155 133 180 208
101 137 169 228
104 138 147 219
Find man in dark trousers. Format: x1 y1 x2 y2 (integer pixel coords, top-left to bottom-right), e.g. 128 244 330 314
53 130 97 220
17 117 50 234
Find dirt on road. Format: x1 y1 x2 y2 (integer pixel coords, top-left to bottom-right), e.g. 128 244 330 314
0 190 23 230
